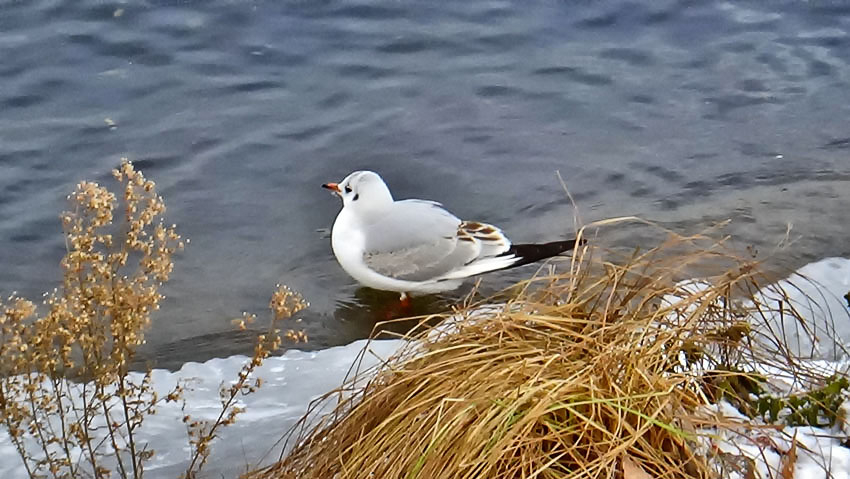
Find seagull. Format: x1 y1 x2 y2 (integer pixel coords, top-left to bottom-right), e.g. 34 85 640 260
322 171 582 299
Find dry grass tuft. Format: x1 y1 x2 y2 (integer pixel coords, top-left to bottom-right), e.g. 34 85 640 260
249 226 846 479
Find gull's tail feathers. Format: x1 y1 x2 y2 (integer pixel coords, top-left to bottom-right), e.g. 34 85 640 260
437 238 583 281
499 238 583 269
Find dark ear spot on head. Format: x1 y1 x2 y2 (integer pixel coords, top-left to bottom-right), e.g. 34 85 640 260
353 194 360 201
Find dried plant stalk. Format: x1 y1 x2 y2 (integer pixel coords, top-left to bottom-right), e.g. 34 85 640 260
1 159 312 479
0 159 183 479
181 284 308 479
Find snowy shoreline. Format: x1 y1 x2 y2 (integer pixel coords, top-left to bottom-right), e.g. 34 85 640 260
2 258 849 479
0 338 405 479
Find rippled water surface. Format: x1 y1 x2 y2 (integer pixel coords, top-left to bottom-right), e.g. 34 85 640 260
1 0 849 367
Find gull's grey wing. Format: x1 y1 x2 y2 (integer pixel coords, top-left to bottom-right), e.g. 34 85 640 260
361 200 481 282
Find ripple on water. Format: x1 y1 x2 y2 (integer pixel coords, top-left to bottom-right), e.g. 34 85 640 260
577 12 619 29
376 38 435 54
737 78 769 92
334 63 395 79
134 52 174 67
703 93 781 119
276 124 334 143
316 91 350 110
475 85 520 98
2 94 44 109
641 164 686 183
628 94 655 104
326 4 407 20
219 79 284 94
531 66 613 86
808 60 833 77
822 138 850 150
598 47 655 66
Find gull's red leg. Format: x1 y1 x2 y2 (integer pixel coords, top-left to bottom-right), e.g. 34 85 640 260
399 292 412 309
382 292 413 320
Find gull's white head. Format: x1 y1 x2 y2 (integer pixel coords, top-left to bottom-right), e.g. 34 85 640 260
322 170 394 211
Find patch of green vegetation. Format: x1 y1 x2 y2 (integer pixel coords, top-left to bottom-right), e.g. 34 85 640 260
755 375 850 427
703 368 850 428
702 368 766 407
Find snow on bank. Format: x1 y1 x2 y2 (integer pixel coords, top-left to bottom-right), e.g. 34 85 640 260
0 340 405 479
701 400 850 479
757 257 850 359
1 258 849 478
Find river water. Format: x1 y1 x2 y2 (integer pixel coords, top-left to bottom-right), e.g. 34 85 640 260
1 0 849 368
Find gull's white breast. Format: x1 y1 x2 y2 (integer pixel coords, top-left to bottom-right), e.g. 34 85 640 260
331 207 367 283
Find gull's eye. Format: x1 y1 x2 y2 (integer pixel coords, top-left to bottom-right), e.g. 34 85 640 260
344 185 352 194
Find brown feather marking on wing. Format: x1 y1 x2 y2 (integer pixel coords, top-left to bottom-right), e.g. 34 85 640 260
461 221 484 231
457 228 477 243
475 234 506 243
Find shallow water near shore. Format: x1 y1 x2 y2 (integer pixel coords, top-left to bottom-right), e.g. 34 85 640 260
1 0 849 367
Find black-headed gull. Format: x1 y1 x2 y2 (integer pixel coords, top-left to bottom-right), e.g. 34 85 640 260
322 171 581 298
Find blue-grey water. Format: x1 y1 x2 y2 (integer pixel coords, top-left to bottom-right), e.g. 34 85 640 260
1 0 849 368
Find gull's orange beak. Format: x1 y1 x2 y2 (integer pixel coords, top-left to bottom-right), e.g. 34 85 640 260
322 182 341 194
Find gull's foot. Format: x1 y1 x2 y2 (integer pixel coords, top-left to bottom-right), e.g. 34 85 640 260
399 292 412 309
382 292 413 320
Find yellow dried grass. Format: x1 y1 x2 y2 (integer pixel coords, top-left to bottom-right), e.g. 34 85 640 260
248 224 842 479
